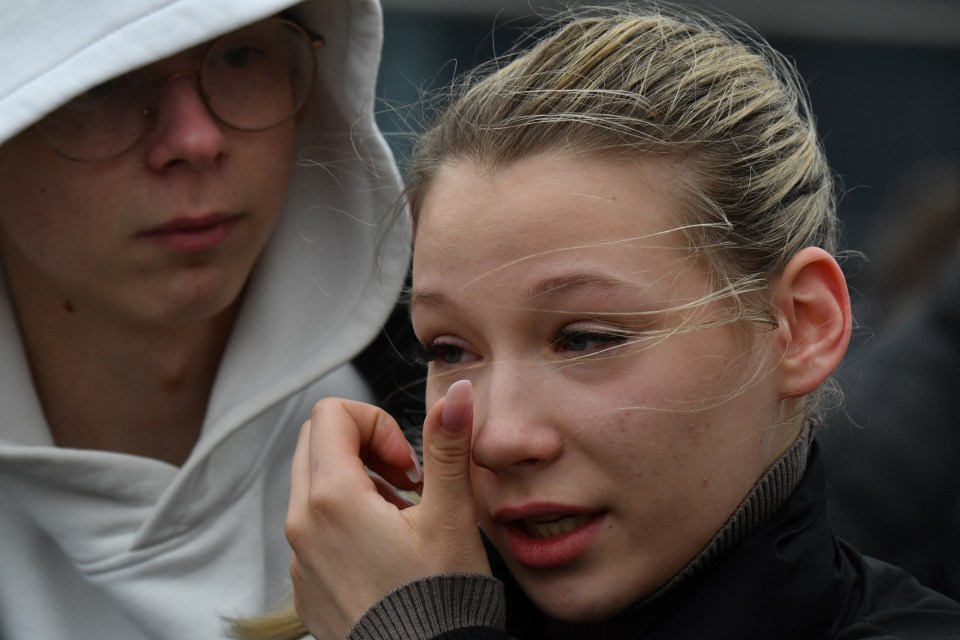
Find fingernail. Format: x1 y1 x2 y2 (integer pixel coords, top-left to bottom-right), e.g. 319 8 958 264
441 380 473 433
405 446 423 484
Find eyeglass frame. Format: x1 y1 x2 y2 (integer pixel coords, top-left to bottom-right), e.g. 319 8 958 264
35 17 325 163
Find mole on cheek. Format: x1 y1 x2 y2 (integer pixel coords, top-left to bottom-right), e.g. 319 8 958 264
63 300 75 314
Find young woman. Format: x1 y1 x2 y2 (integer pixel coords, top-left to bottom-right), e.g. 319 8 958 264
255 5 960 639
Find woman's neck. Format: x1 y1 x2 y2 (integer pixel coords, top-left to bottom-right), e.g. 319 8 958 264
539 427 814 638
649 423 813 598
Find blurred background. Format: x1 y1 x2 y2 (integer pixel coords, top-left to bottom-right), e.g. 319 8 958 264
373 0 960 335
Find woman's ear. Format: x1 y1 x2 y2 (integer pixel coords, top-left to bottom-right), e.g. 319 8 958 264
772 247 852 398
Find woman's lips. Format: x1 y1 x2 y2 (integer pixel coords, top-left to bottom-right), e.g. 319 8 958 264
496 507 606 569
521 513 595 539
139 214 241 252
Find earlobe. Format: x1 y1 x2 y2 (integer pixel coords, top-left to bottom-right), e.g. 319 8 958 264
772 247 852 398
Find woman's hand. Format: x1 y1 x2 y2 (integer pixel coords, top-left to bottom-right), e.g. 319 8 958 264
285 381 490 640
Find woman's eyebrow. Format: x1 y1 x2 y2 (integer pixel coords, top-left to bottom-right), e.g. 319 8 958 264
411 273 633 311
522 272 632 302
408 289 450 312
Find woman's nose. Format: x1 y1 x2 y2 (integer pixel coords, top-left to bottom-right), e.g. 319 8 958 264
470 362 564 473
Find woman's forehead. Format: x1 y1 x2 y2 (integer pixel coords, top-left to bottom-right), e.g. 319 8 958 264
412 154 691 276
409 156 713 322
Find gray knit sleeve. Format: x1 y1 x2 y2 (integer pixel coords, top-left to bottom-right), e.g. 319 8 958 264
345 573 506 640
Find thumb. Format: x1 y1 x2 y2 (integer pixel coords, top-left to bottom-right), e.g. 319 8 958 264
420 380 475 524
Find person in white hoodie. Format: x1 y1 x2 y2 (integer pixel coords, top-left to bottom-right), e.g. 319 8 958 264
0 1 410 638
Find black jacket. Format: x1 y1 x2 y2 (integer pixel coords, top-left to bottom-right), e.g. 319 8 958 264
820 262 960 600
464 442 960 640
350 443 960 640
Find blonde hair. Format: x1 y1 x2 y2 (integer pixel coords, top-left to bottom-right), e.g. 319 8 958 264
410 5 836 306
407 2 839 415
229 609 306 640
236 5 838 637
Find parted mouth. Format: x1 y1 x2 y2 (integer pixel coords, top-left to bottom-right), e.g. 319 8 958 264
142 213 240 235
520 513 596 539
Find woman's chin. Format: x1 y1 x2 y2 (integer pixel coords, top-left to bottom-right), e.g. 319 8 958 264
522 576 647 624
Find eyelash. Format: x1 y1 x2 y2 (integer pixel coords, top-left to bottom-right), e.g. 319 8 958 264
551 327 632 354
410 340 468 367
411 327 632 368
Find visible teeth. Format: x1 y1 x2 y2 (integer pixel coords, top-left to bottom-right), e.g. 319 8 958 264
522 514 592 539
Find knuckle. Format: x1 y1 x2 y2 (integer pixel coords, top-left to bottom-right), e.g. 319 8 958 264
425 435 470 459
425 442 472 477
309 396 342 419
285 487 344 546
284 512 310 547
288 555 301 582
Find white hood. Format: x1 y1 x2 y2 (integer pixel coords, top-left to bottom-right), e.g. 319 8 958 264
1 0 411 447
0 1 411 638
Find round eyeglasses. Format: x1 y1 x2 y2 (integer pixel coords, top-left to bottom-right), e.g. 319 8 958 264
36 18 324 162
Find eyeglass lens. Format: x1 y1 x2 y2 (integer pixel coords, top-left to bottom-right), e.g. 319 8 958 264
36 18 317 162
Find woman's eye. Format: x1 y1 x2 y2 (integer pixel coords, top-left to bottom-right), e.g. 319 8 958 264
412 341 477 366
553 328 630 354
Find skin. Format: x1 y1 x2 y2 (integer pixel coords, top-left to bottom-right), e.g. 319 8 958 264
410 153 801 621
286 152 849 638
287 385 487 640
0 28 297 464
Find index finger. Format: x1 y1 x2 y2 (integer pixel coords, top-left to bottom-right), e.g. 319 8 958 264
298 399 420 500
